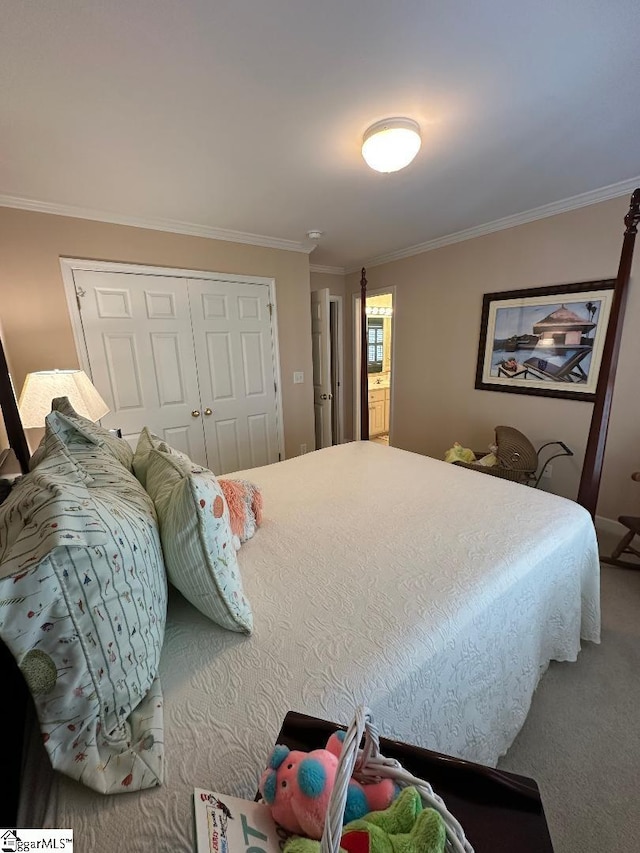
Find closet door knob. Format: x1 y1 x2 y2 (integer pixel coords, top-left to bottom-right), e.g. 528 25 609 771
191 410 201 418
204 408 213 416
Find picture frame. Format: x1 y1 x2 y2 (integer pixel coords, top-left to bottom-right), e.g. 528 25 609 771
475 279 616 401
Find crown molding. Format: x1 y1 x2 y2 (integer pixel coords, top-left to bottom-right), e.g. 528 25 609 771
0 193 314 254
347 176 640 273
309 264 346 275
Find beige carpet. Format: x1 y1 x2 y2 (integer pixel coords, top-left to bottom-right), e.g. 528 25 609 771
498 543 640 853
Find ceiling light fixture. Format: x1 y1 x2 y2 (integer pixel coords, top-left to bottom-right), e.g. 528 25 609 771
362 118 421 173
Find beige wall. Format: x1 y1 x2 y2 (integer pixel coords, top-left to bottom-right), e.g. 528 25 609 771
0 207 315 460
310 271 346 298
346 195 639 520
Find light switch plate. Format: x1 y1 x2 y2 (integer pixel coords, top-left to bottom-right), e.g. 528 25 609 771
293 371 304 384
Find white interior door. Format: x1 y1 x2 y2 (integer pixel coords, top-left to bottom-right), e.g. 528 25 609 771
311 288 332 449
73 270 207 461
188 279 280 474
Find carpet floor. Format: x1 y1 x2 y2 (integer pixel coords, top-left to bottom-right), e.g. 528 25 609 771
497 545 640 853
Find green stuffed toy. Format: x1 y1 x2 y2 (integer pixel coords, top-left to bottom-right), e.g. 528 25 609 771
444 442 476 464
284 787 446 853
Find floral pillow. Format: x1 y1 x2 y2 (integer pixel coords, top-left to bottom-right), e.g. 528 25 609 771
30 396 134 471
145 447 253 633
0 434 167 793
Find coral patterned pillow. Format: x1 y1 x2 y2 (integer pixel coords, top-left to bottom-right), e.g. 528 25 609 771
145 448 253 633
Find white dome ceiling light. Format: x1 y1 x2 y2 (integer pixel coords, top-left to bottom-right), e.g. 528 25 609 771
361 118 421 173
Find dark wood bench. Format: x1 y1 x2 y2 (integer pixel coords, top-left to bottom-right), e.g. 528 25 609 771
274 710 554 853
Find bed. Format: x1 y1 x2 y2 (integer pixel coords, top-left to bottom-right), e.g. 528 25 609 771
17 441 600 853
5 193 637 852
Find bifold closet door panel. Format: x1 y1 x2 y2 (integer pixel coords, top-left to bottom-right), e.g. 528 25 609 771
188 279 280 475
72 270 207 464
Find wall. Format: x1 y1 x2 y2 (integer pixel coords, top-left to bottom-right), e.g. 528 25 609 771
310 271 346 298
346 195 639 521
0 207 315 460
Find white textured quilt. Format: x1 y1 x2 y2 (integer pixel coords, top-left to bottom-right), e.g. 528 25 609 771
27 442 600 852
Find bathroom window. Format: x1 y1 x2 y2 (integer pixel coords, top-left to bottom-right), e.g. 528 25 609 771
367 318 384 373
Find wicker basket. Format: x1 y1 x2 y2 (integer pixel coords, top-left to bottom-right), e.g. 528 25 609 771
320 706 473 853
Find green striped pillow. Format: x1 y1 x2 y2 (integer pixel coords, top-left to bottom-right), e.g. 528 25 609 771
132 426 162 488
146 447 253 634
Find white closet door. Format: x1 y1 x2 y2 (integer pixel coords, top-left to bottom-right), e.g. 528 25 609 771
188 279 280 474
73 270 207 462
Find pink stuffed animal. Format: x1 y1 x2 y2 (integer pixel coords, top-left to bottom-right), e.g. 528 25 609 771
259 731 396 839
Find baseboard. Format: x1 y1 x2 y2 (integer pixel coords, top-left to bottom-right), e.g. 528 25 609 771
595 515 625 537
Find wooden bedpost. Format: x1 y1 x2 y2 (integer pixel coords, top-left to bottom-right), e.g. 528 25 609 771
0 336 30 474
577 188 640 519
360 267 369 441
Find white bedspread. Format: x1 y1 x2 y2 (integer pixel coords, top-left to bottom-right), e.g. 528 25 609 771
30 443 600 852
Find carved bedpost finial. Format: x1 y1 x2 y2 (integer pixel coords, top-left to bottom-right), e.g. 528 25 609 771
624 188 640 235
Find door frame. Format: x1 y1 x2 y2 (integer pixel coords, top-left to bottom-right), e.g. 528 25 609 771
59 257 286 463
352 286 396 442
328 295 344 445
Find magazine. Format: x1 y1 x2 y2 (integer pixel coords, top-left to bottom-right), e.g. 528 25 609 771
194 789 290 853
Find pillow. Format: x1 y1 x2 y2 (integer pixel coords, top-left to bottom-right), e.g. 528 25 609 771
146 447 253 633
218 479 263 544
132 426 163 488
31 412 143 495
28 409 98 475
0 435 167 793
30 396 134 471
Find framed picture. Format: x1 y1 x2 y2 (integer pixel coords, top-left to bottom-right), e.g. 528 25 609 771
475 279 616 401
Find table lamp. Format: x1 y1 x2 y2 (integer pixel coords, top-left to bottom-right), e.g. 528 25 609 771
18 369 110 427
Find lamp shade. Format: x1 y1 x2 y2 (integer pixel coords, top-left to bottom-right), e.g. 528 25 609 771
18 369 110 428
362 118 421 173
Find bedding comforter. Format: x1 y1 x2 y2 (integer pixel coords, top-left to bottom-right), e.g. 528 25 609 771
22 442 600 852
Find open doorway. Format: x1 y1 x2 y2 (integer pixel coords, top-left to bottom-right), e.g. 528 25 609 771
353 288 395 443
311 288 344 449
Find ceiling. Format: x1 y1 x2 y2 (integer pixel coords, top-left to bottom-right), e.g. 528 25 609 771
2 1 639 269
